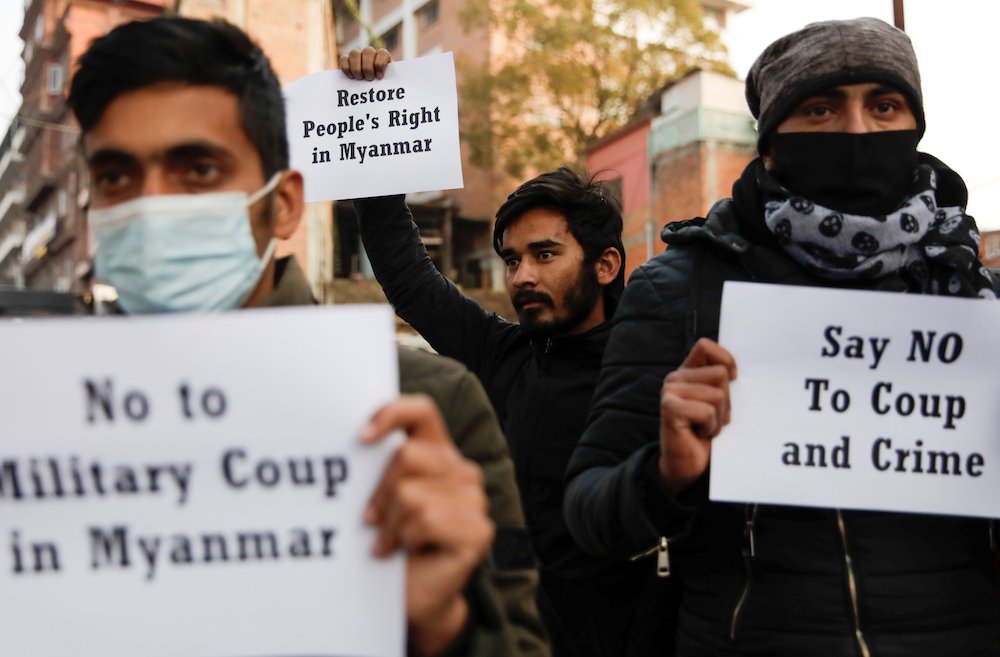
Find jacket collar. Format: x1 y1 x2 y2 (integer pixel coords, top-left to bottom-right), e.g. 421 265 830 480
658 163 918 292
528 320 611 357
255 257 316 308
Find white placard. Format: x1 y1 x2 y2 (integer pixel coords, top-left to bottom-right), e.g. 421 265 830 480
0 306 404 657
711 282 1000 518
285 52 464 202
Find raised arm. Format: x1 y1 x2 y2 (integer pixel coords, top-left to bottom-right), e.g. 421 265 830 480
342 48 514 377
353 194 516 376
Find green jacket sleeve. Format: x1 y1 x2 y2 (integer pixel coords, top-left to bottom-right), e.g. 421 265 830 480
399 348 551 657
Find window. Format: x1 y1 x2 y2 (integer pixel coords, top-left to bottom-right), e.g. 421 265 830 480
34 15 44 42
47 63 64 95
420 0 440 27
380 24 400 52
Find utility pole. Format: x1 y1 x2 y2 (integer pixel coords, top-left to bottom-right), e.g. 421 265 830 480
893 0 905 30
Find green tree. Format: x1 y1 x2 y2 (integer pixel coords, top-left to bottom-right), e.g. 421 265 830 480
460 0 730 180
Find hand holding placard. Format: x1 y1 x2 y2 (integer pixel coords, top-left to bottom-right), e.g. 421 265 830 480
0 307 405 657
658 338 737 495
363 394 494 656
285 51 463 201
711 282 1000 518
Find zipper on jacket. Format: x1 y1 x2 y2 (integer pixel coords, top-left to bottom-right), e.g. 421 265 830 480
629 536 671 577
729 504 758 640
836 510 872 657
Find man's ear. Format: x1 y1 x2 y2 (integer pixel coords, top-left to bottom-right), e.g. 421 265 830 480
271 170 305 239
594 246 622 286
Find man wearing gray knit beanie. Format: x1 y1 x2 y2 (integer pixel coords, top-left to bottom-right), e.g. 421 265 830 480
564 17 1000 657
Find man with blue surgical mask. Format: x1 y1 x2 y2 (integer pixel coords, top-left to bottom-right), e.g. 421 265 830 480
78 68 303 314
69 17 548 657
89 170 284 314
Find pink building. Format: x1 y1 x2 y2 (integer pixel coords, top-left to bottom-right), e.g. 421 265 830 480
587 113 654 282
587 68 757 280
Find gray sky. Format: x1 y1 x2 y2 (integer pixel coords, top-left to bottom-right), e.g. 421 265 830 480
1 0 997 228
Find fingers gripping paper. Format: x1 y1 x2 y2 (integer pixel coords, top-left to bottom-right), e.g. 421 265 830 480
712 282 1000 518
0 306 404 657
285 52 464 202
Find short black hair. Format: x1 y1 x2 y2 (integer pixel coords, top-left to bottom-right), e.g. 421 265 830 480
68 17 287 177
494 166 626 316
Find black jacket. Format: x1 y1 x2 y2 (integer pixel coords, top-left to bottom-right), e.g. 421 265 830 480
354 195 660 657
564 160 1000 657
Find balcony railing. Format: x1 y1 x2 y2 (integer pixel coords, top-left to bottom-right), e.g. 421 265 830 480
21 208 56 263
0 230 24 267
0 124 26 189
0 185 25 227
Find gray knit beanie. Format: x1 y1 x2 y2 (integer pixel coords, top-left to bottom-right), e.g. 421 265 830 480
746 17 924 153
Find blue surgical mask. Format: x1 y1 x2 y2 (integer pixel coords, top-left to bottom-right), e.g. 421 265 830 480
90 174 282 314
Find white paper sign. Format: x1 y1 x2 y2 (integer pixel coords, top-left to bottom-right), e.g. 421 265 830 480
285 52 464 202
0 306 404 657
711 282 1000 518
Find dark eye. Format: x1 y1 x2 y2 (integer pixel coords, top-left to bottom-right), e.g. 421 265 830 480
803 104 832 118
537 251 555 261
504 257 519 269
92 167 134 196
184 160 221 183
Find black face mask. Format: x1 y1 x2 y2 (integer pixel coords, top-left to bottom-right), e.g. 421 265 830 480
768 130 920 216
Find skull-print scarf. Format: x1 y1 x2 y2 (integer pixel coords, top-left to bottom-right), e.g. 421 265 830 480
744 157 997 299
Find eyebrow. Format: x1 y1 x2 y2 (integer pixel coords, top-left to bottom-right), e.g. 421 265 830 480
498 239 563 259
500 239 563 258
86 148 137 169
527 239 562 250
802 85 904 104
803 88 848 102
863 85 906 100
87 141 233 167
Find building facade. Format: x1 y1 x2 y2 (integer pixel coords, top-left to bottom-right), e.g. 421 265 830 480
0 0 169 294
333 0 503 290
0 0 167 292
175 0 341 300
1 0 751 298
587 67 756 280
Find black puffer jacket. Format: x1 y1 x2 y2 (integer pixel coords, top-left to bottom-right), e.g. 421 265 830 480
354 195 662 657
565 160 1000 656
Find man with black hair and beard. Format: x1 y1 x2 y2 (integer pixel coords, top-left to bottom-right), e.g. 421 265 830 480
342 49 668 657
564 17 1000 657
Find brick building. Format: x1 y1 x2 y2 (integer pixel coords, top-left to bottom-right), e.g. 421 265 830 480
0 0 749 299
332 0 505 291
0 0 168 293
175 0 340 300
587 67 756 280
